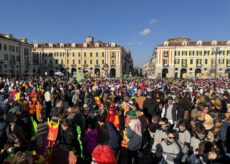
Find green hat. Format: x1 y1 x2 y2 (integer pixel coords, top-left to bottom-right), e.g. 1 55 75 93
127 110 136 117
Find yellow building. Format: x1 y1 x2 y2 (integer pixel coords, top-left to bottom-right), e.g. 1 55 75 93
32 36 133 78
0 33 33 76
154 38 230 79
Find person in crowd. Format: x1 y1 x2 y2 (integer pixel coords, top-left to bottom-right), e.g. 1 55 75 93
143 91 160 122
190 124 207 154
91 145 117 164
126 110 142 164
161 96 179 126
44 88 52 119
175 120 191 163
156 129 181 164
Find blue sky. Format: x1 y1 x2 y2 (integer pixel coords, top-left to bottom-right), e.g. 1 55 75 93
1 0 230 67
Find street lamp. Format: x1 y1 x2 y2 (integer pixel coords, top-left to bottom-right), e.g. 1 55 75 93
212 47 220 79
65 48 71 79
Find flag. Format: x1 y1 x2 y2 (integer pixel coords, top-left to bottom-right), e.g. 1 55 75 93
30 117 38 135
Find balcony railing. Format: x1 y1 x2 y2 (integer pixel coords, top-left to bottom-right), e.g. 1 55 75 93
111 64 116 68
95 64 100 68
226 63 230 67
83 64 88 67
196 63 202 67
72 64 76 67
163 64 169 67
181 64 187 67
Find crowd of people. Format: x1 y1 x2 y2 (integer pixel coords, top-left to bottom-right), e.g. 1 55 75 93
0 75 230 164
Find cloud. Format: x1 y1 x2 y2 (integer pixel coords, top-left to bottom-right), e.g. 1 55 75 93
139 28 151 36
150 18 158 24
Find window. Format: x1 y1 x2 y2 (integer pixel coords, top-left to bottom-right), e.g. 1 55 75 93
204 51 209 56
219 51 224 56
163 59 168 64
67 60 69 64
78 60 81 64
196 51 202 56
175 51 180 56
96 60 98 64
90 52 92 57
182 59 187 65
56 59 58 64
4 44 7 51
4 54 8 60
219 59 224 64
112 52 115 58
50 59 52 65
112 60 115 64
190 59 193 64
84 60 86 64
189 51 194 56
49 53 52 57
196 59 202 64
73 60 75 64
164 51 168 57
61 60 63 64
182 51 187 56
102 60 104 64
227 50 230 56
219 68 222 71
0 43 2 50
96 52 98 57
102 52 104 57
174 59 179 64
205 59 208 64
204 68 207 71
72 52 75 57
78 52 81 57
190 68 193 71
44 59 46 64
227 59 230 64
84 53 86 57
90 60 92 64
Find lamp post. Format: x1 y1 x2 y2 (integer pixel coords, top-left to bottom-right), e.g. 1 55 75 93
212 47 220 79
65 48 71 79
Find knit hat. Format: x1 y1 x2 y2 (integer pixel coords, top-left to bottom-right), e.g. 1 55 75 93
126 110 136 117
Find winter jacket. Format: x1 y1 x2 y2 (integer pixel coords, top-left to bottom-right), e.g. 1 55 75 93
161 103 179 124
59 128 76 152
126 118 142 151
143 97 160 120
106 122 121 149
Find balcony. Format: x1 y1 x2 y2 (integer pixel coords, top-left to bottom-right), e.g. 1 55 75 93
72 64 76 67
164 54 168 57
181 64 187 68
83 64 88 68
196 63 202 67
111 64 116 68
95 64 100 68
163 63 169 67
226 63 230 67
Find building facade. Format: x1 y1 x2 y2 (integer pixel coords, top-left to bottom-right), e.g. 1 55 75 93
32 36 133 78
0 33 33 76
155 38 230 79
143 56 156 77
